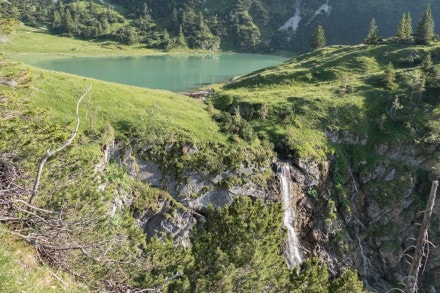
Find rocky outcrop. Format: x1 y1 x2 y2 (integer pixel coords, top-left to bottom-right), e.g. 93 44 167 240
276 138 440 292
101 138 440 291
375 143 438 170
105 141 277 247
141 202 196 248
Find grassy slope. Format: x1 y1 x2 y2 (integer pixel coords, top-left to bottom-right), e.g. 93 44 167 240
1 57 225 144
0 51 231 290
3 25 160 56
214 41 440 159
3 24 217 57
0 229 87 292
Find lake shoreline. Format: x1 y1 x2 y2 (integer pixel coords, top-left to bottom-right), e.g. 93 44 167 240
4 25 293 58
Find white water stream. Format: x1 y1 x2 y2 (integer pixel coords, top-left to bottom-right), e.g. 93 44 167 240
278 164 302 268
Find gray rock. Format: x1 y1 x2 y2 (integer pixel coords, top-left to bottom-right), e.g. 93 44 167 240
186 190 234 210
229 182 267 198
325 130 367 145
385 169 396 181
137 159 163 187
295 158 321 186
143 205 196 248
178 173 210 196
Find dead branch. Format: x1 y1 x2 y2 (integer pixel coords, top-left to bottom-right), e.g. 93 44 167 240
35 249 68 288
29 84 92 205
405 180 438 293
0 217 28 222
13 199 54 213
385 289 405 293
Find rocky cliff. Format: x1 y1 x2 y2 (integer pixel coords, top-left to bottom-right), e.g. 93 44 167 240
209 41 440 291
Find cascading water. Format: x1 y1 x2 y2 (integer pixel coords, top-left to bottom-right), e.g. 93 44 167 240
277 163 302 268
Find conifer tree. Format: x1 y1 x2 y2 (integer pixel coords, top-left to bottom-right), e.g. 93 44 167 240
63 8 76 35
0 16 17 50
416 5 435 44
142 2 149 17
311 24 326 50
52 10 62 30
421 53 439 95
75 0 80 13
421 53 435 76
176 25 187 48
162 28 171 51
364 18 379 44
383 62 396 89
88 0 95 13
396 12 413 41
170 6 179 33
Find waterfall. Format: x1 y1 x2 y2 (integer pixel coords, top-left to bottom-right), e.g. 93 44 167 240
277 163 302 268
348 165 359 200
348 164 372 288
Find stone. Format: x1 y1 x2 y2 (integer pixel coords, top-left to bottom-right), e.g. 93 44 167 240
186 190 234 210
142 204 197 248
385 169 396 181
137 159 163 187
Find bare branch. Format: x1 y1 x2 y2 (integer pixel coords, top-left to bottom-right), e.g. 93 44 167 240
0 217 28 222
30 84 92 205
405 180 438 293
13 199 54 214
385 288 405 293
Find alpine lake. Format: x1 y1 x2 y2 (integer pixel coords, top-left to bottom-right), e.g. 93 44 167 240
16 53 287 92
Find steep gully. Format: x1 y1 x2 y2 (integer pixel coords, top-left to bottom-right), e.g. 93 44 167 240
279 0 332 32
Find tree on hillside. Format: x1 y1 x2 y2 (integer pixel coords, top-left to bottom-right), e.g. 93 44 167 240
230 7 261 50
311 25 326 50
364 18 379 44
383 62 396 90
0 14 17 53
161 28 171 51
0 15 16 43
62 8 76 36
112 26 139 45
189 197 290 291
421 53 436 76
421 53 440 98
175 25 187 48
416 4 435 45
395 12 413 41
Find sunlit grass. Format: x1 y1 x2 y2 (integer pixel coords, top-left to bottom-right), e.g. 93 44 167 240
0 229 87 292
3 25 158 56
3 58 227 144
214 41 440 160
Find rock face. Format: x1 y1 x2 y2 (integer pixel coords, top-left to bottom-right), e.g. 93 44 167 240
288 141 440 292
104 138 440 291
106 141 277 247
141 202 197 248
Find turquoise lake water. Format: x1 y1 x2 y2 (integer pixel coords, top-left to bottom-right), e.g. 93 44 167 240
17 54 287 91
